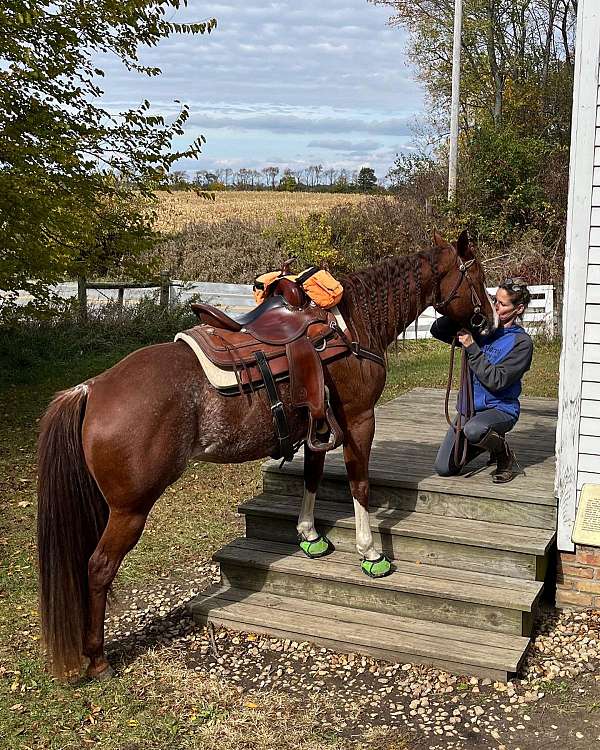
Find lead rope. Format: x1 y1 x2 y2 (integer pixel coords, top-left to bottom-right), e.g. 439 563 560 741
444 337 475 469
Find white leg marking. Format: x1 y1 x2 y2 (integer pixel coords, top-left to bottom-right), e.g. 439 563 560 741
353 497 379 560
297 489 318 541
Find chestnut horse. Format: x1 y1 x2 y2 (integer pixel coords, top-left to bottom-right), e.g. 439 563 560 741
37 231 496 679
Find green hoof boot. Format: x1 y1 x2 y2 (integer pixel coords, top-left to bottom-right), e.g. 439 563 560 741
299 535 334 559
361 555 392 578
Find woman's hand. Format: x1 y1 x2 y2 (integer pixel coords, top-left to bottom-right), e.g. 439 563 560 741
457 330 474 348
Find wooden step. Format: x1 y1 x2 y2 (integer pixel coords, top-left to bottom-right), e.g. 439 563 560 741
240 494 555 581
190 585 532 681
214 538 543 637
262 463 558 531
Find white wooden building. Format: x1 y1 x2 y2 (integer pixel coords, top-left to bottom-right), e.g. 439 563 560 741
556 0 600 551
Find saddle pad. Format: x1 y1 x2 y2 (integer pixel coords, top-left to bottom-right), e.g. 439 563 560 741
175 305 351 391
175 332 239 388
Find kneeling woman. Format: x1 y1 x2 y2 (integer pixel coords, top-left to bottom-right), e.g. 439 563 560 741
431 278 533 483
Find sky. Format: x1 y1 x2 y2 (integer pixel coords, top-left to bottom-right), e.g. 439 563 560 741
99 1 425 183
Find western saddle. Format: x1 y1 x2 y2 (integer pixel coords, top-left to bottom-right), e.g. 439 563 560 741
177 266 383 462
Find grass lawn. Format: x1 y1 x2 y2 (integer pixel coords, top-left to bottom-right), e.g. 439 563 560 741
0 324 561 749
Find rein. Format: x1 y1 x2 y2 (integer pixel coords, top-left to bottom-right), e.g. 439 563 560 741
444 338 475 469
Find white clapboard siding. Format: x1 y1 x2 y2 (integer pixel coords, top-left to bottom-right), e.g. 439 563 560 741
583 362 600 381
581 417 600 436
582 381 600 400
581 399 600 418
589 265 600 284
578 471 600 489
584 343 600 362
588 284 600 304
590 247 600 264
579 453 600 472
585 323 600 342
586 304 600 322
556 0 600 551
581 434 600 454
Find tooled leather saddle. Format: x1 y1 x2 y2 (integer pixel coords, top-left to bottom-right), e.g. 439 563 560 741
176 272 384 461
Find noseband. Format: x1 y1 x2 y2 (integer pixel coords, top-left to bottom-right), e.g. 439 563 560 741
433 256 487 332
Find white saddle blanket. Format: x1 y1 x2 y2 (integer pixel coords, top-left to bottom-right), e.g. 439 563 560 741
174 305 349 389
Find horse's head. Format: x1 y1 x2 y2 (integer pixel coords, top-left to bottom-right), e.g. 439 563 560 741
433 230 497 337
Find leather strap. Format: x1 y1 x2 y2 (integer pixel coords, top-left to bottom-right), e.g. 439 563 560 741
444 338 475 469
254 351 293 461
330 322 386 368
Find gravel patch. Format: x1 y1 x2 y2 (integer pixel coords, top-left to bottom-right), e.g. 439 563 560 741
106 565 600 749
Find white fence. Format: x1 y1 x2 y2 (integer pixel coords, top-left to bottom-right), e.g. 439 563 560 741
12 280 555 337
172 281 555 338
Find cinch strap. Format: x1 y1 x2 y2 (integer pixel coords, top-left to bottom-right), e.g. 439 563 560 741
254 351 293 462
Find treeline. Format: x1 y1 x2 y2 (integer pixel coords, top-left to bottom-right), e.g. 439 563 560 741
165 165 382 193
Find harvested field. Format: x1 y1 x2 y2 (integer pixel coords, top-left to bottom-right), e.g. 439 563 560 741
154 190 367 233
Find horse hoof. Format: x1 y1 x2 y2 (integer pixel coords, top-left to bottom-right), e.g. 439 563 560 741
299 535 334 559
87 663 115 681
361 555 392 578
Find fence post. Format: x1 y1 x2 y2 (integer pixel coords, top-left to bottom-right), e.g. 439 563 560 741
159 270 170 308
77 276 87 323
117 287 124 307
554 282 563 339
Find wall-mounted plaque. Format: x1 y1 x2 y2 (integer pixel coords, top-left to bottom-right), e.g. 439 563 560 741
573 484 600 546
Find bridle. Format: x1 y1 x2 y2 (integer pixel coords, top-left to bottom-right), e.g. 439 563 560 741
433 255 488 333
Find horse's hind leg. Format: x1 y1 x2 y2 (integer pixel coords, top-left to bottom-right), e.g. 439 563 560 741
297 447 332 557
344 410 391 578
84 510 149 679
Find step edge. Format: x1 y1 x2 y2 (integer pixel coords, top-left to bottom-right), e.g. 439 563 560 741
241 497 555 555
214 544 543 612
191 596 526 671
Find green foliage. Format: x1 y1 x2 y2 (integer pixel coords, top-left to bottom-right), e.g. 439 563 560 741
267 197 428 275
0 1 217 300
357 167 378 192
270 214 341 269
278 172 299 192
461 123 559 239
372 0 575 281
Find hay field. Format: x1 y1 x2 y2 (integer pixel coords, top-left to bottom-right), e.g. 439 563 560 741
154 190 366 233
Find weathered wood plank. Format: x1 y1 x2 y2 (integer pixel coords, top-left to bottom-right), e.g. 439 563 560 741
217 538 542 608
190 587 528 677
242 495 554 555
245 515 540 581
262 472 557 530
218 559 531 636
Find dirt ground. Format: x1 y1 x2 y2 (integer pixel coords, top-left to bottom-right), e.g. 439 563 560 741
105 562 600 750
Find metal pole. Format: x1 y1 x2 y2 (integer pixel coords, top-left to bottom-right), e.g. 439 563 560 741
448 0 463 202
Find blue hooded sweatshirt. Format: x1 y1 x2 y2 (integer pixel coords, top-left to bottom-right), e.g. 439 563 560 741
430 318 534 419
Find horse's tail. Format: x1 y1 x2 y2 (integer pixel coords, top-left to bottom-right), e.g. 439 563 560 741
37 385 108 677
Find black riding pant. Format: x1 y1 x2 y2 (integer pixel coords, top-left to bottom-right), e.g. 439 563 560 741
434 408 517 477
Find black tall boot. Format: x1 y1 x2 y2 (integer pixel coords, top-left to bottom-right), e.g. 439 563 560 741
475 430 519 484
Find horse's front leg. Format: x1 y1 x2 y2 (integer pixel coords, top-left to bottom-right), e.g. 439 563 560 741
344 410 391 578
296 446 332 558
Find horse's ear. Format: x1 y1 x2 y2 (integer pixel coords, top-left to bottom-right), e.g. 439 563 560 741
456 229 474 260
432 230 448 248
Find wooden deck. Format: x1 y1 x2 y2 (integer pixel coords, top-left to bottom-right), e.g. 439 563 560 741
190 388 558 680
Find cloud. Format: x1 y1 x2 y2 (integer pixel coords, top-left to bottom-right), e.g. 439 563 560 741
307 139 383 153
96 0 425 177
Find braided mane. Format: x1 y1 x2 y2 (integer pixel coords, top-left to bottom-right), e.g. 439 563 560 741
339 249 442 355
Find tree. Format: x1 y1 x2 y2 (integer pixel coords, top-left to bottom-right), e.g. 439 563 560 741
262 166 279 189
0 1 217 302
357 167 378 192
278 170 298 192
